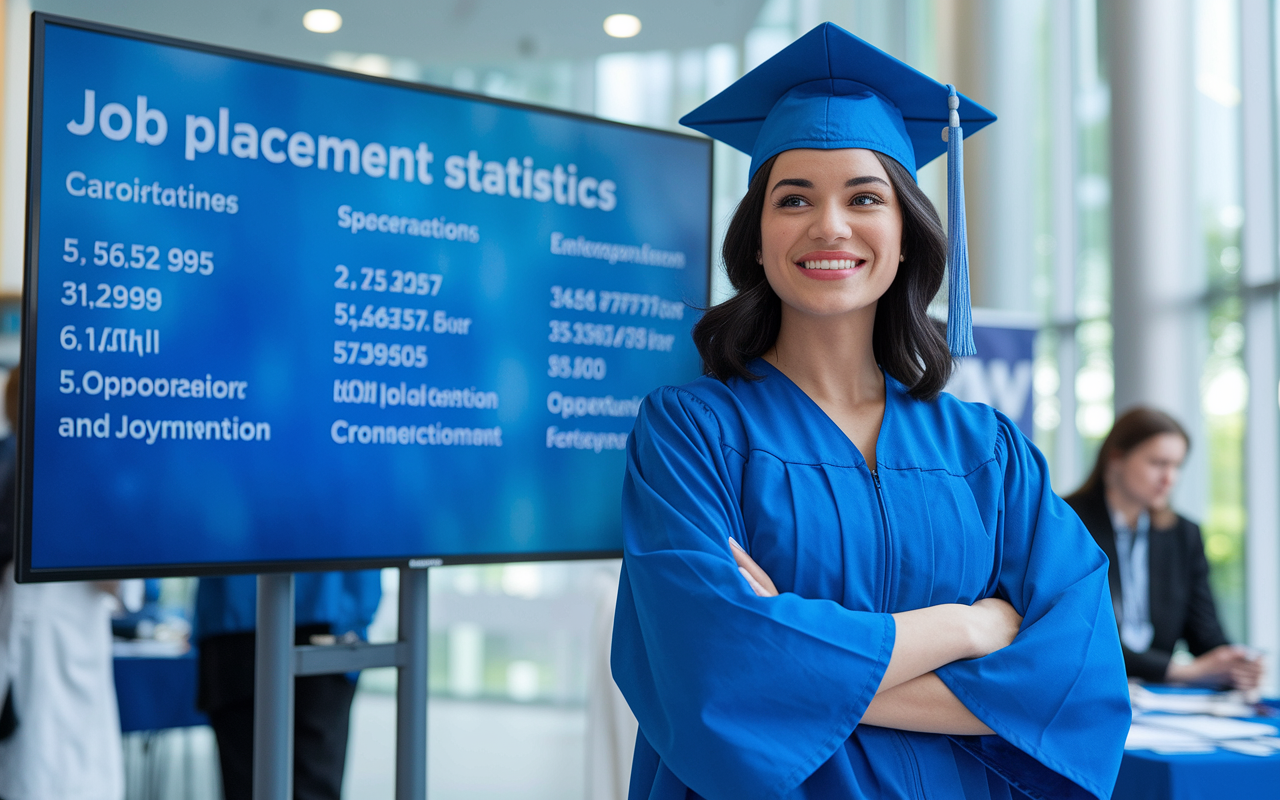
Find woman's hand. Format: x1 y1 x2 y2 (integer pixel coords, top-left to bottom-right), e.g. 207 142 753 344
964 597 1024 659
729 538 778 597
1165 644 1264 690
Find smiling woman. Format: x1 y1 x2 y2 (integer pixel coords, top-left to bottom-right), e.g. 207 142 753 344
694 146 949 399
610 21 1131 800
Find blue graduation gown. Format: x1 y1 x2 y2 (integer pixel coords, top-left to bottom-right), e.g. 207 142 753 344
612 361 1129 800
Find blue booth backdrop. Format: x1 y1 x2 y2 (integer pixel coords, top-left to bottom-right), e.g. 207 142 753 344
944 310 1036 436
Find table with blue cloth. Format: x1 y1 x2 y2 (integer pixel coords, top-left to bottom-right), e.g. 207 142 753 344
1114 698 1280 800
114 648 217 800
113 648 207 732
1115 748 1280 799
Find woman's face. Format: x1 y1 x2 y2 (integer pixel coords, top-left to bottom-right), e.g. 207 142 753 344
1108 433 1188 510
759 147 904 320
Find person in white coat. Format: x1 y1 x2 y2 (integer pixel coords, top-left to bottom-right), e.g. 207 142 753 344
0 365 126 800
0 576 126 800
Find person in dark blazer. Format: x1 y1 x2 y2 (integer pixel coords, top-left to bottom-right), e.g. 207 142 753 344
1065 407 1262 688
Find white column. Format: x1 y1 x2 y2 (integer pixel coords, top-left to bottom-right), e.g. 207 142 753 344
935 0 1041 313
1050 0 1081 491
1107 0 1207 518
1239 0 1280 694
975 0 1040 313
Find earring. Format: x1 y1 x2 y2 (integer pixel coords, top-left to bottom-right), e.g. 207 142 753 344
756 252 763 264
899 254 905 262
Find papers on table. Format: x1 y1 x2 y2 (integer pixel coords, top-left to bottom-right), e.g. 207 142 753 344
1219 739 1280 757
1126 683 1280 757
1129 684 1256 718
1140 714 1277 740
1126 687 1280 757
1125 724 1217 754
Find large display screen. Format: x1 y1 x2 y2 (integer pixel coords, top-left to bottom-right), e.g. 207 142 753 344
18 15 710 580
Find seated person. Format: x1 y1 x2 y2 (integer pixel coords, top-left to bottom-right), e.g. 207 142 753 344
1066 407 1262 689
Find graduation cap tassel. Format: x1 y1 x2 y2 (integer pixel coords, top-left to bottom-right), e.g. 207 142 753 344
944 86 976 358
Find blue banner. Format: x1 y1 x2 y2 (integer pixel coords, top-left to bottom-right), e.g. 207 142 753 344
26 20 710 575
944 314 1037 436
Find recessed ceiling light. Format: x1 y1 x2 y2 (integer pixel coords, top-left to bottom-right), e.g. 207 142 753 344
303 9 343 34
603 14 641 38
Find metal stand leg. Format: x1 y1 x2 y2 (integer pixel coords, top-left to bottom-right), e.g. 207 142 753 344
254 573 295 800
249 569 426 800
396 567 429 800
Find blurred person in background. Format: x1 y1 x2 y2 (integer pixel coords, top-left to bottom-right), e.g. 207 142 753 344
1066 407 1263 689
195 570 381 800
0 363 130 800
0 366 16 738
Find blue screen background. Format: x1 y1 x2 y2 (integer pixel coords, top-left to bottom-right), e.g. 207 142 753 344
29 23 709 573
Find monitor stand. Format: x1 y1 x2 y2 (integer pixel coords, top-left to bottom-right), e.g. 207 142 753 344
253 567 430 799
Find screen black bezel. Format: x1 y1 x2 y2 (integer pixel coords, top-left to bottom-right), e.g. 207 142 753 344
17 12 714 582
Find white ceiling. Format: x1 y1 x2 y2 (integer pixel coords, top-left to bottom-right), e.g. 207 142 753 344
31 0 767 67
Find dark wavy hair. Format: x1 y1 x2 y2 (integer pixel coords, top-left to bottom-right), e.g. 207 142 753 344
691 151 952 400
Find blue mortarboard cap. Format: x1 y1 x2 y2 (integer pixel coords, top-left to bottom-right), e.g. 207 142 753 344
679 22 996 357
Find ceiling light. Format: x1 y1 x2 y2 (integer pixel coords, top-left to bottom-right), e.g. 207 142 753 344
303 9 343 33
603 14 641 38
352 54 391 77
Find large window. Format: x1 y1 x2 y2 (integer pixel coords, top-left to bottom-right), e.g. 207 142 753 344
1030 0 1252 643
1193 0 1247 640
1032 0 1115 495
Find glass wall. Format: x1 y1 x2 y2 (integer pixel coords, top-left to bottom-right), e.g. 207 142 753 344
1071 0 1116 473
1193 0 1247 641
1030 0 1251 642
